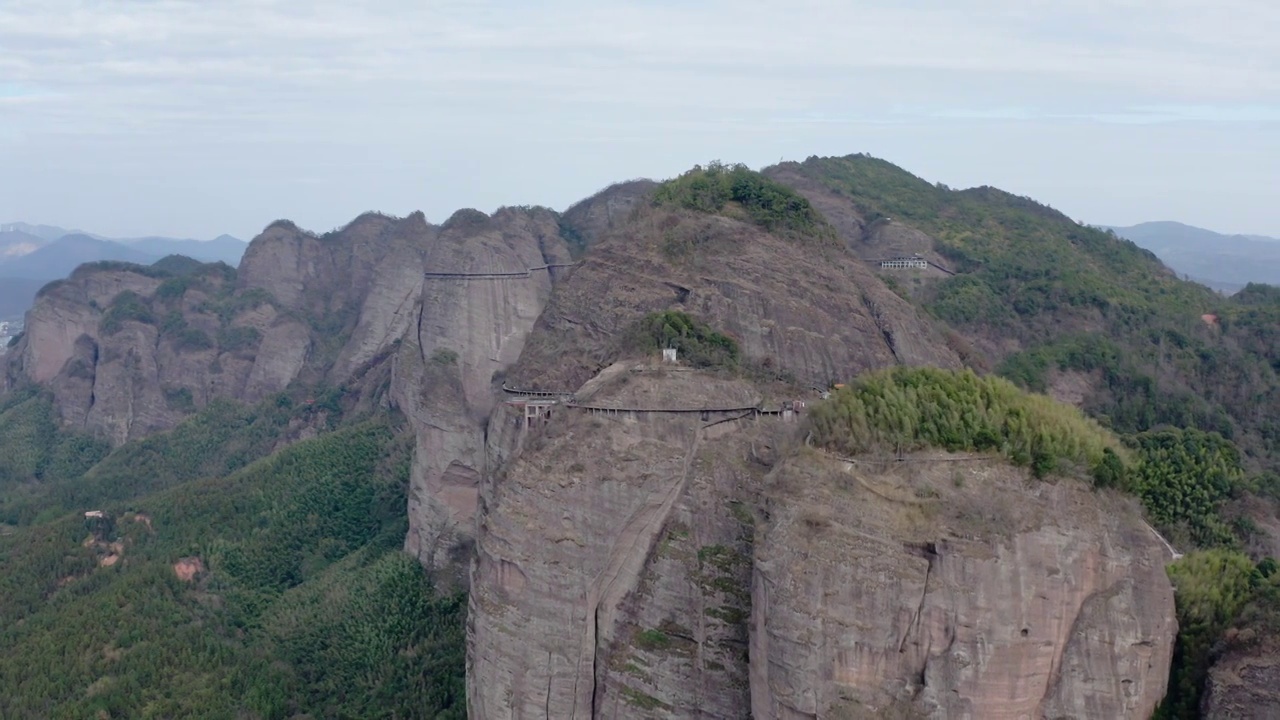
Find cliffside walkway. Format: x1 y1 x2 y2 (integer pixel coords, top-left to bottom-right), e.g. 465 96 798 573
566 402 784 416
500 384 802 424
423 262 578 280
500 384 575 399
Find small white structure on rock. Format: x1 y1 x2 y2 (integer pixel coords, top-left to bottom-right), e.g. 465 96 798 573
85 510 105 519
879 254 930 270
662 348 678 363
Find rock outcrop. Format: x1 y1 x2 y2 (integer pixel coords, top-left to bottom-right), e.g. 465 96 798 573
394 206 572 572
1203 644 1280 718
750 453 1177 719
508 204 961 394
469 365 780 719
468 362 1179 719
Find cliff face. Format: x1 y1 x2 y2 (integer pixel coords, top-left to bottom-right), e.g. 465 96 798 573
1203 643 1280 719
5 211 571 574
509 205 961 394
468 363 1179 719
393 206 572 572
750 454 1177 720
5 263 300 444
469 366 779 719
467 189 1179 718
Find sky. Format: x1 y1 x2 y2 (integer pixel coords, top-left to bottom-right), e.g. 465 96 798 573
0 0 1277 241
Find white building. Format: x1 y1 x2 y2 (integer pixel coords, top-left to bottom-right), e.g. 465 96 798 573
879 254 930 270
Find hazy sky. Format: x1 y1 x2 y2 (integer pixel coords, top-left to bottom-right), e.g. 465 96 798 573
1 0 1277 240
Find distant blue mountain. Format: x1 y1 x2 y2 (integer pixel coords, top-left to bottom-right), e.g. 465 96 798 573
0 227 247 320
0 235 159 280
1103 221 1280 293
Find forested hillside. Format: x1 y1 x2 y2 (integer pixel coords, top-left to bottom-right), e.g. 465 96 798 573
0 391 464 719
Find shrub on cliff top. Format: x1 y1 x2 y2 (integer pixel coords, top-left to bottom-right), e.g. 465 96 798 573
653 161 836 242
806 367 1122 480
100 291 156 335
625 310 740 369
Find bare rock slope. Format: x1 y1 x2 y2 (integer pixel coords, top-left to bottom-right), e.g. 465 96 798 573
751 454 1176 719
509 203 961 394
468 191 1176 717
468 364 1178 719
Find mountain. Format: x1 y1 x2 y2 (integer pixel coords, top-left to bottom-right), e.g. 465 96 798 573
1 157 1279 717
0 234 160 281
0 229 46 260
1105 221 1280 292
0 233 248 279
0 222 247 271
0 222 91 241
120 233 248 266
0 230 247 321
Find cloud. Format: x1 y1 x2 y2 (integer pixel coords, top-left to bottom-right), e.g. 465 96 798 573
1 0 1276 140
0 0 1275 237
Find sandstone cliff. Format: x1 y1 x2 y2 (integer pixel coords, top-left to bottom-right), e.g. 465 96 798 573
468 361 1179 719
509 203 961 394
393 206 572 572
751 453 1176 719
1202 642 1280 719
4 208 572 576
469 365 780 719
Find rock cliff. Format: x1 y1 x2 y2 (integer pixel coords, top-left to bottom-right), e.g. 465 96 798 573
750 453 1176 719
4 208 573 575
509 203 961 394
1202 643 1280 719
459 179 1179 718
2 164 1192 718
469 365 780 719
468 361 1178 719
394 206 572 572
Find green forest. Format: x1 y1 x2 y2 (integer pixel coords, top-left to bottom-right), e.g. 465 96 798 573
0 393 464 719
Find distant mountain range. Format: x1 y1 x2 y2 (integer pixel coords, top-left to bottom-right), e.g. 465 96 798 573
1104 221 1280 294
0 222 246 321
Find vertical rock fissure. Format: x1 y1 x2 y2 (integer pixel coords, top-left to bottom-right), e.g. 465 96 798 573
588 607 602 718
900 545 937 654
574 427 704 718
860 292 900 364
546 651 555 720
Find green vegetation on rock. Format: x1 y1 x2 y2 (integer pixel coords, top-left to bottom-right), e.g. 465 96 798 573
626 310 740 369
807 367 1120 479
655 161 836 242
1156 550 1260 720
796 155 1280 464
1130 429 1243 548
101 291 157 335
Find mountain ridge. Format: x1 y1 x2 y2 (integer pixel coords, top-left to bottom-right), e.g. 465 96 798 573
1105 220 1280 293
2 154 1279 718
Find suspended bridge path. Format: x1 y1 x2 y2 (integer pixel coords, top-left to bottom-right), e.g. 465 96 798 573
423 262 579 280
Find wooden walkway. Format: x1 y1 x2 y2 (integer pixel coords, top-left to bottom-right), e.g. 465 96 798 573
500 384 575 398
423 263 578 280
566 402 778 414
